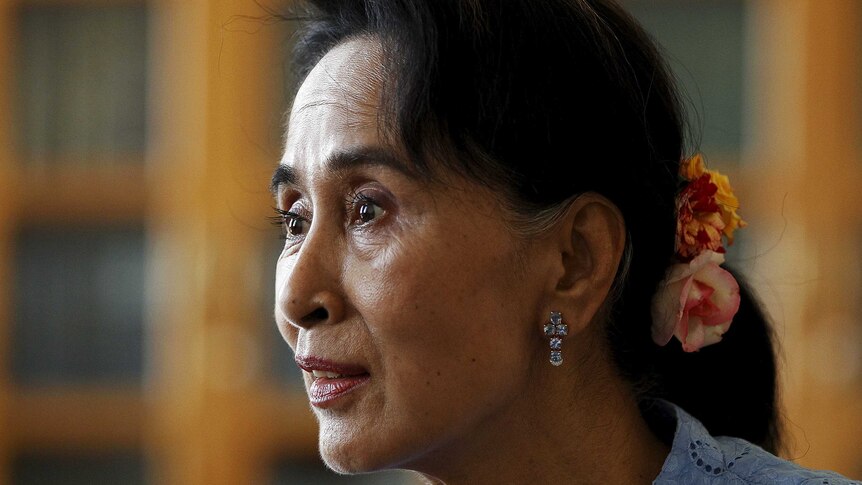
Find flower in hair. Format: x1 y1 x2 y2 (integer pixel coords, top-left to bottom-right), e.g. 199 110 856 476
676 154 746 259
652 154 744 352
651 250 740 352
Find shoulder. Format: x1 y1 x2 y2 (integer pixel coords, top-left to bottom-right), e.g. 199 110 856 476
648 400 860 485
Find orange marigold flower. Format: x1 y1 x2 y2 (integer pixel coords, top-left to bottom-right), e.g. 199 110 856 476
710 171 747 245
676 174 725 259
676 154 746 258
680 153 707 180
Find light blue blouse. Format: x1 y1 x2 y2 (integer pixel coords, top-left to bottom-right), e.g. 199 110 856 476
651 401 860 484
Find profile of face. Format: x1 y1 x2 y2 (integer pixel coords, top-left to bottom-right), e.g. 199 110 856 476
273 36 550 471
273 37 623 475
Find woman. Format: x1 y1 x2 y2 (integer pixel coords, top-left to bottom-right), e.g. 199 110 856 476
271 1 857 483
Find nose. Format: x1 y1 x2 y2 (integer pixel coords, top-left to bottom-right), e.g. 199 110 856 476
275 233 346 332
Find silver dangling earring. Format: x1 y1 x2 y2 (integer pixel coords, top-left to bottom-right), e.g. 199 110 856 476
543 311 568 366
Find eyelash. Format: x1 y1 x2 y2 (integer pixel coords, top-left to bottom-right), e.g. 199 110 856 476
269 191 385 240
269 207 307 241
345 190 379 223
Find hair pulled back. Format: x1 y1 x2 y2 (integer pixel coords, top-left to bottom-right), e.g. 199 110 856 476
284 0 780 452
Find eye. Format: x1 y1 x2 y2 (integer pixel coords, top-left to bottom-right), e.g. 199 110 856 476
286 213 310 236
270 207 310 240
352 196 384 225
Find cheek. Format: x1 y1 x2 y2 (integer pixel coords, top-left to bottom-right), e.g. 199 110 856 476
348 225 536 423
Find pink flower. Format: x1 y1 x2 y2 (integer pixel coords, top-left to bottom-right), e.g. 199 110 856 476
651 250 741 352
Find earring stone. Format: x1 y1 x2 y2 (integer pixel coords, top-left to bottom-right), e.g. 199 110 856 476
545 311 568 366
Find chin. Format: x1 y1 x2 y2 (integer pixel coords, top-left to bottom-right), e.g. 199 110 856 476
318 418 429 476
320 444 391 475
318 423 394 474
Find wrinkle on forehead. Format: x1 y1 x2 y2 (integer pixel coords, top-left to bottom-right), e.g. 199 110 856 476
289 37 385 130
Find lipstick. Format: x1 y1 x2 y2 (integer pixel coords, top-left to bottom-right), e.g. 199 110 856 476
295 356 370 408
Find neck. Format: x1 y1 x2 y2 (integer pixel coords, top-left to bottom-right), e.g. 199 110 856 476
412 332 670 485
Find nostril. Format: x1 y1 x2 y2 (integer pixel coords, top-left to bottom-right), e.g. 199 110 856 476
301 307 329 325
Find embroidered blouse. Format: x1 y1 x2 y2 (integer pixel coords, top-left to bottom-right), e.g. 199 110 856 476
651 401 860 484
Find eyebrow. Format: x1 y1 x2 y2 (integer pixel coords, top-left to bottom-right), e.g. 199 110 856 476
270 146 415 194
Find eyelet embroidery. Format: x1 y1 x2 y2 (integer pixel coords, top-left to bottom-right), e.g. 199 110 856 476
687 439 734 477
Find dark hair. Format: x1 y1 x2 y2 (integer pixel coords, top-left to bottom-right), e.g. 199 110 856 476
283 0 780 452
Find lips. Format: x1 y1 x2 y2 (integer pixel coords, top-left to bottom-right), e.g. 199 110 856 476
295 355 370 408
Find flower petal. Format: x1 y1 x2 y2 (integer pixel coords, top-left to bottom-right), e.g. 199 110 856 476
693 263 740 327
680 154 707 180
680 315 705 352
651 250 740 352
651 276 689 346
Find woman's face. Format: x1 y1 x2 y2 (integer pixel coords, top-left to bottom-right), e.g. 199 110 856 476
274 38 554 473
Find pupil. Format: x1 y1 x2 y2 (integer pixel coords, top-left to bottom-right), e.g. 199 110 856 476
359 202 374 223
287 217 302 236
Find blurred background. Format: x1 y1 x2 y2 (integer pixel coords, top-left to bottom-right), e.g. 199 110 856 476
0 0 859 483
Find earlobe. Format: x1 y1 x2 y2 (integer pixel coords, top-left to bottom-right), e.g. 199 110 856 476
552 194 626 333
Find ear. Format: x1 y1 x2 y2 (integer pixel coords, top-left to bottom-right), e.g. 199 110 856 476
551 193 626 334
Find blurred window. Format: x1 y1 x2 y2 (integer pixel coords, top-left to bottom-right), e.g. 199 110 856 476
17 4 148 163
12 453 147 485
12 226 146 385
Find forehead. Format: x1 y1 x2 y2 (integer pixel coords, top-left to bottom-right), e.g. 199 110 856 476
282 38 385 165
293 37 384 110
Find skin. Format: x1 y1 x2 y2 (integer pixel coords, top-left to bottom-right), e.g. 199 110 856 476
274 37 669 484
